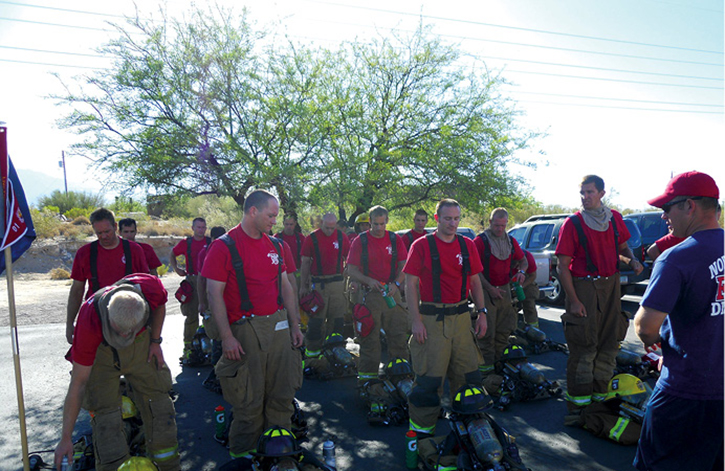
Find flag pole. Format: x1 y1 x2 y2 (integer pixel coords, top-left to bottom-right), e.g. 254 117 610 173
5 247 30 471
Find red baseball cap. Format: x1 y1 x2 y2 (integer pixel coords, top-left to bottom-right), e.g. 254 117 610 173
647 171 719 208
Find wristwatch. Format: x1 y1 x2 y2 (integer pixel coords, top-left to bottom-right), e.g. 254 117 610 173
518 270 525 275
150 337 163 344
476 307 488 315
394 281 401 289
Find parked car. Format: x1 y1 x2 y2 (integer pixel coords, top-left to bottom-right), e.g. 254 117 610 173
624 212 669 265
508 214 646 304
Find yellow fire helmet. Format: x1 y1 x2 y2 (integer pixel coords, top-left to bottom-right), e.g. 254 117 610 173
607 373 652 408
118 456 158 471
121 395 138 420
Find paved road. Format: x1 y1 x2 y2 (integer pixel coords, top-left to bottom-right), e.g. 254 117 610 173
0 288 649 470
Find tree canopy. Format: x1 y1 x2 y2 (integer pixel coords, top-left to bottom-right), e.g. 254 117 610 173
55 5 538 223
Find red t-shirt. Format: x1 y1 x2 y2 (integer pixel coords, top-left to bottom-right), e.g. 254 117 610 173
522 250 536 275
137 241 162 270
555 211 631 277
201 225 287 322
71 240 150 299
348 231 408 283
474 234 525 286
69 274 167 366
274 232 306 269
403 233 483 304
172 237 210 275
655 233 686 253
301 229 351 276
282 240 297 273
402 229 427 250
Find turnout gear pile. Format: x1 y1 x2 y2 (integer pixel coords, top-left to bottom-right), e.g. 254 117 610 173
614 346 661 381
510 325 569 356
485 345 562 411
303 333 357 380
575 374 653 445
218 427 336 471
359 358 414 426
180 326 213 366
417 385 530 471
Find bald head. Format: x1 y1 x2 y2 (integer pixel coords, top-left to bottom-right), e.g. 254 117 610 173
321 212 337 236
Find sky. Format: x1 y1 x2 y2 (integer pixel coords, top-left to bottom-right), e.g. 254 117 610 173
0 0 723 211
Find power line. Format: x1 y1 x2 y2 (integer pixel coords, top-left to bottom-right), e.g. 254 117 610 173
501 89 723 108
0 45 105 58
513 99 724 115
0 16 114 33
0 58 104 69
294 17 724 67
0 1 127 19
503 69 724 90
304 0 724 55
479 54 721 82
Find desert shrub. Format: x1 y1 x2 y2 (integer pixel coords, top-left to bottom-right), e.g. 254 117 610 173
59 222 94 239
30 208 61 238
109 196 146 214
71 216 91 225
38 190 105 215
65 207 93 220
50 268 71 280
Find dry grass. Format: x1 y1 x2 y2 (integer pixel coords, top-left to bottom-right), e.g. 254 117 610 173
50 268 71 280
71 216 91 225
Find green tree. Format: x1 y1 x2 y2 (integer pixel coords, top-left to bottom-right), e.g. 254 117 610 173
54 6 538 218
314 26 538 223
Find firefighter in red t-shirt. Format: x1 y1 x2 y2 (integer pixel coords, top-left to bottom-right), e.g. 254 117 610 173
55 273 179 471
202 190 303 458
66 208 149 344
474 208 527 375
299 213 350 358
403 199 488 437
118 217 163 275
556 174 643 414
402 209 429 250
274 215 306 292
347 205 410 384
169 217 210 361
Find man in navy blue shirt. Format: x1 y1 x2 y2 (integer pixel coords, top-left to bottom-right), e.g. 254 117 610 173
634 171 723 471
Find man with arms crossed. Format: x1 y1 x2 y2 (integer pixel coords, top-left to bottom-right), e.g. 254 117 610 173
634 171 723 471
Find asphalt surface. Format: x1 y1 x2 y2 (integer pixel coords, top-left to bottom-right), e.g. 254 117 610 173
0 286 651 471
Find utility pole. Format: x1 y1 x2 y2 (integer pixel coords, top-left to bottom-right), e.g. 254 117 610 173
60 150 68 195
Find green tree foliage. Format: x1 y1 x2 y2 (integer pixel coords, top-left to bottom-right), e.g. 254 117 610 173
37 190 105 215
316 28 537 224
54 5 538 221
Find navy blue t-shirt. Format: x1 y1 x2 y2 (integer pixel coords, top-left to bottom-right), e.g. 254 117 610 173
641 228 724 400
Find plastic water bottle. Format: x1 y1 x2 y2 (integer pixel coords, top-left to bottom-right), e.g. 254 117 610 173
60 456 70 471
512 282 526 302
214 405 226 441
382 285 397 308
323 440 336 468
405 430 418 469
